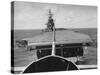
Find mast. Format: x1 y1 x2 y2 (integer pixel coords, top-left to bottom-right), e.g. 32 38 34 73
46 9 56 55
50 10 56 56
52 21 56 56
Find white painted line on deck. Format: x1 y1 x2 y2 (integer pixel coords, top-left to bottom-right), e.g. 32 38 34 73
77 65 97 69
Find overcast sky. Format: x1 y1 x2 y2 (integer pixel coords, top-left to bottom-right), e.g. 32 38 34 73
14 1 97 30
